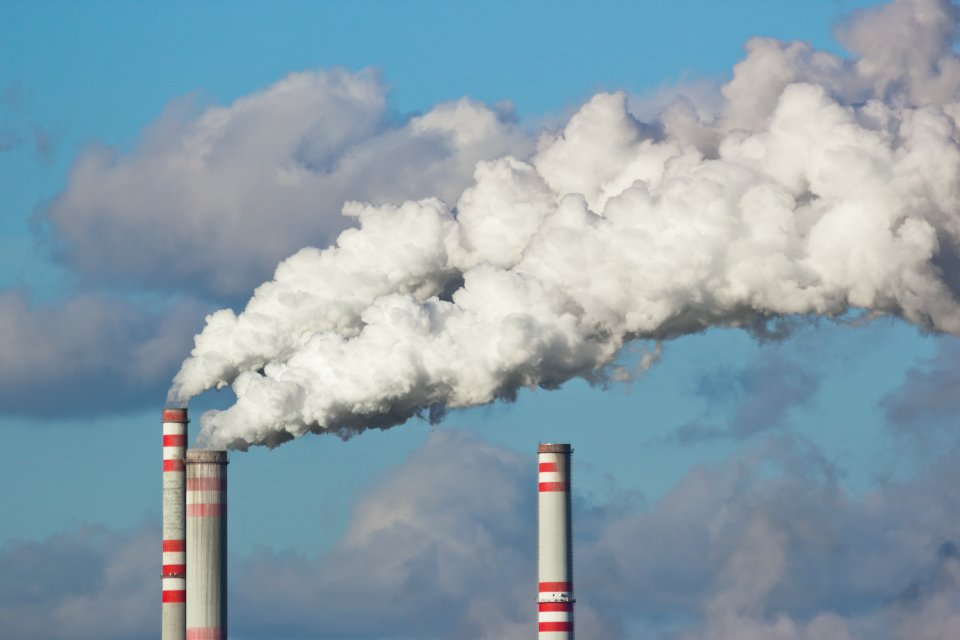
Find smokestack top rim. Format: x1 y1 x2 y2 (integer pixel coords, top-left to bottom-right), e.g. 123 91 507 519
186 449 228 464
162 408 189 423
538 443 572 453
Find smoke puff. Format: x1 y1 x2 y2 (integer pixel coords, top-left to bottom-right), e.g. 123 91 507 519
172 0 960 449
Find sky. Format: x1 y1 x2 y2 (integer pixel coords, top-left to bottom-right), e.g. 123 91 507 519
3 0 960 638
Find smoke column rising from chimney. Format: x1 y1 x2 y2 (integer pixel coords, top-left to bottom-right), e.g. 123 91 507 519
171 0 960 450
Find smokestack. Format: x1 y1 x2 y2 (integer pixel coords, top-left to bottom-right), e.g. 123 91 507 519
537 443 574 639
161 408 188 640
186 450 228 640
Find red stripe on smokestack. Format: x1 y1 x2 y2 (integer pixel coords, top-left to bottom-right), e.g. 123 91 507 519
539 581 573 592
539 602 573 612
187 503 226 517
164 434 187 447
539 462 558 472
187 477 227 491
163 459 185 472
538 482 567 492
539 622 573 632
163 408 189 422
186 629 224 640
163 539 185 552
163 564 186 575
162 590 186 603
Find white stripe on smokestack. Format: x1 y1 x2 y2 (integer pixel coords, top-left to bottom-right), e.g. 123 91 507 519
538 443 574 639
186 449 228 640
162 408 188 640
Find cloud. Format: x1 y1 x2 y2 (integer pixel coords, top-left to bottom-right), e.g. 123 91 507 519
0 82 60 162
836 0 960 105
0 291 210 417
10 0 960 434
887 541 960 640
169 0 960 450
0 525 158 640
230 430 626 638
5 431 960 638
32 126 60 164
580 435 960 639
675 353 820 442
881 338 960 441
1 70 529 417
231 429 538 639
0 126 57 160
39 68 531 298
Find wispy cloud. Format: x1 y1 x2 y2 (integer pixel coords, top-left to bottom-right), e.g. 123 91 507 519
0 82 60 163
674 353 820 443
881 339 960 447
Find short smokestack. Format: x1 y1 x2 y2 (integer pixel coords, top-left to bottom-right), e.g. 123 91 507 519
186 449 228 640
161 408 188 640
537 443 574 639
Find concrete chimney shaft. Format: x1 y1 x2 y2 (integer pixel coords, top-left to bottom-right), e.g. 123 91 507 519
537 443 574 639
186 449 228 640
161 408 188 640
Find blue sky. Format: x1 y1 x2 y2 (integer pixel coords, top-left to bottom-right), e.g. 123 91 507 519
4 1 960 639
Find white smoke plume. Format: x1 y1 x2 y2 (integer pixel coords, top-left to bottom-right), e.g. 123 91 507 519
172 0 960 449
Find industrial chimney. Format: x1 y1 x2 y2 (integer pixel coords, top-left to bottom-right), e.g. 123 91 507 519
186 449 228 640
161 408 188 640
537 443 574 639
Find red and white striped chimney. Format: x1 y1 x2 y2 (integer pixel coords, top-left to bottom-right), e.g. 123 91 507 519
186 449 228 640
537 443 574 639
162 408 188 640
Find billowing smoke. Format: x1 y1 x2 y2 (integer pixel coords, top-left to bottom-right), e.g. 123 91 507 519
172 0 960 449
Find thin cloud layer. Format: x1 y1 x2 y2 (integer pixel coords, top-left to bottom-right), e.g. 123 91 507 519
232 430 538 639
882 338 960 439
0 82 59 163
581 435 960 639
676 352 819 442
0 291 209 416
40 69 530 298
2 431 959 639
0 525 158 640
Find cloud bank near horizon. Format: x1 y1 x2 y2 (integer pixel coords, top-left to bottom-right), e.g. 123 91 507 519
2 430 958 639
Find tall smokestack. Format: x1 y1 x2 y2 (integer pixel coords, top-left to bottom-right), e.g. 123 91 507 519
537 443 574 639
161 408 188 640
186 449 228 640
